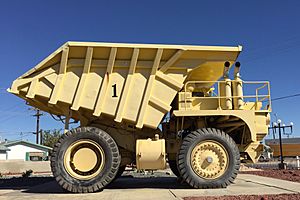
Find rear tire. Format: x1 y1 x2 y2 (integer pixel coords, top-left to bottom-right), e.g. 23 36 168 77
51 127 121 193
177 128 240 189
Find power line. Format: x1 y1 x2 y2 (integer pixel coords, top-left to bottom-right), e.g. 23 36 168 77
242 45 300 64
0 88 7 93
0 102 23 112
0 108 30 121
0 131 34 136
271 93 300 102
0 102 30 121
0 133 33 142
0 111 30 116
244 34 300 55
0 115 20 123
17 132 32 141
240 36 300 64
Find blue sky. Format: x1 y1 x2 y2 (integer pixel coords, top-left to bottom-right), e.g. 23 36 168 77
0 0 299 142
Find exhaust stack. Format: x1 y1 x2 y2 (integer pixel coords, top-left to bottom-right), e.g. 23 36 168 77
223 61 232 110
233 62 244 109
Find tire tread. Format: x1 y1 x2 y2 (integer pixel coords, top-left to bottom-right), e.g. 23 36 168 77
177 128 240 189
51 126 120 193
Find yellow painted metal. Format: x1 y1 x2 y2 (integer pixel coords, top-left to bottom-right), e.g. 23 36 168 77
182 80 271 112
174 109 270 162
232 77 244 110
8 41 273 166
136 135 166 170
63 140 105 180
8 41 241 129
191 140 228 179
224 78 233 110
175 78 271 162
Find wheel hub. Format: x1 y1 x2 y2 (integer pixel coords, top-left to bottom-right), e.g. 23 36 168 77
64 140 105 180
206 156 213 163
72 148 97 172
191 140 229 179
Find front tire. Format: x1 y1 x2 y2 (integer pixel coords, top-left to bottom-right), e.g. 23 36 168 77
168 160 180 177
114 165 126 180
51 127 120 193
177 128 240 189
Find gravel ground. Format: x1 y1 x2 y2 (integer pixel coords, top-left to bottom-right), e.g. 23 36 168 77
241 169 300 183
184 194 300 200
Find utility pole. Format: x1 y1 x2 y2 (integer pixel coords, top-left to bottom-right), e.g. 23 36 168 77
40 129 43 145
33 109 43 144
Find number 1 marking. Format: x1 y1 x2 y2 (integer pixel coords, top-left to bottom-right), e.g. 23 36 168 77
112 84 118 97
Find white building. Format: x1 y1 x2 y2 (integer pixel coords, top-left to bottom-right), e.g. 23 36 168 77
0 140 52 161
0 145 9 160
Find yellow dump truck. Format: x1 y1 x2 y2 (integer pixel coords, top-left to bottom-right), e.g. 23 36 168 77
8 42 271 193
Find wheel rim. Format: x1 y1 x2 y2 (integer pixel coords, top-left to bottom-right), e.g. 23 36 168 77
190 140 229 180
63 139 105 180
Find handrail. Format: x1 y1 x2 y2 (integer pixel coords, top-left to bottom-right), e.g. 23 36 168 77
183 80 271 112
256 83 268 103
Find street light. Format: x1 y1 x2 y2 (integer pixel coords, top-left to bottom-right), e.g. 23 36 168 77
277 119 284 169
268 118 294 170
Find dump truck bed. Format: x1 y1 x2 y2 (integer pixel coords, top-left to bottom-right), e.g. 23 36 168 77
8 42 241 129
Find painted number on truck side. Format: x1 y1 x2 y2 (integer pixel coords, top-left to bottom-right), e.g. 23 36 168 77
112 84 118 97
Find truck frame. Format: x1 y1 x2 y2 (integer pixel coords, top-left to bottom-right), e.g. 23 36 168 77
8 42 271 193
